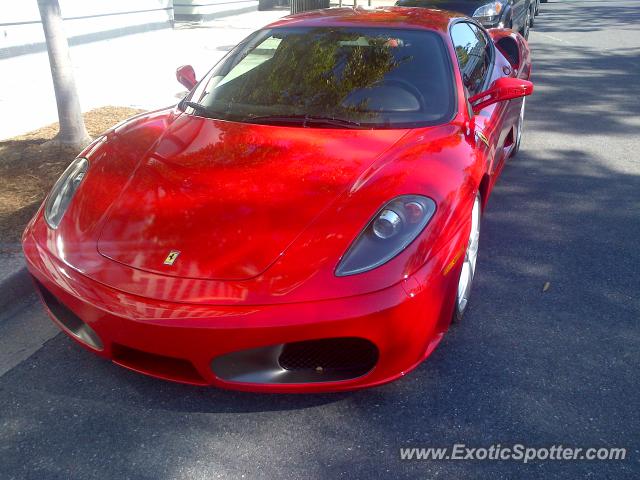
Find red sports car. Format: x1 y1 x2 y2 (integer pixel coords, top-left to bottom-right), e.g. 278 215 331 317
23 7 532 392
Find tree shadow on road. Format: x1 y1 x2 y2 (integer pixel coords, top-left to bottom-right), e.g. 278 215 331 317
528 41 639 136
535 0 640 33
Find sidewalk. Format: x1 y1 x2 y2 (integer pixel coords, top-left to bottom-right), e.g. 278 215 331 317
0 3 404 141
0 9 287 141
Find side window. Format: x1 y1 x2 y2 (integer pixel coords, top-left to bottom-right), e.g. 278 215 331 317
450 22 492 96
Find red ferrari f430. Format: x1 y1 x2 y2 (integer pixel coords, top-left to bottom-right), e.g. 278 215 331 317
23 7 533 392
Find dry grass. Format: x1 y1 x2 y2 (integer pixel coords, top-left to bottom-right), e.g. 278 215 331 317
0 106 144 249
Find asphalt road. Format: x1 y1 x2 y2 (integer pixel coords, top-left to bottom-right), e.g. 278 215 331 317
1 1 639 478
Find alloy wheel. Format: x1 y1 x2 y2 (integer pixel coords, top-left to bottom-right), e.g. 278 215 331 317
522 10 531 38
511 97 526 158
529 6 535 27
455 194 481 320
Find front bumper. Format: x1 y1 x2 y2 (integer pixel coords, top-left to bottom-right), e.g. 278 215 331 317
23 228 464 393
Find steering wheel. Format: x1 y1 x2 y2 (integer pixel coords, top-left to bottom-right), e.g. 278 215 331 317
376 78 426 112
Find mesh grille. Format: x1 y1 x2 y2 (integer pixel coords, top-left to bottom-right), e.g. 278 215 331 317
278 337 378 376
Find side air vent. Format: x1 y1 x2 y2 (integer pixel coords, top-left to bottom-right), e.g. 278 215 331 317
34 278 103 350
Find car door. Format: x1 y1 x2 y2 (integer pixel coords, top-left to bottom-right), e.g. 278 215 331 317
451 21 512 177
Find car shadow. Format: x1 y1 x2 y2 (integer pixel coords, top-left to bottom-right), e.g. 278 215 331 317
0 333 353 414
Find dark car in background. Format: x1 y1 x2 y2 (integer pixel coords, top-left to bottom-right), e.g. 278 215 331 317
395 0 538 38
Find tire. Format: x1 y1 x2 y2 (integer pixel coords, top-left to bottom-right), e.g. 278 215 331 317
453 193 482 322
529 6 535 27
510 97 526 158
520 8 531 39
257 0 272 10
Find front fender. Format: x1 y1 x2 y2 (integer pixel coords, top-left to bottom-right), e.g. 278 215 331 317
262 123 484 302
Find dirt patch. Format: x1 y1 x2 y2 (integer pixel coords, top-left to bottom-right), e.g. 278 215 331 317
0 106 144 249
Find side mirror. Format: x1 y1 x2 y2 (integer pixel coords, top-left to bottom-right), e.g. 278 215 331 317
176 65 197 90
469 77 533 114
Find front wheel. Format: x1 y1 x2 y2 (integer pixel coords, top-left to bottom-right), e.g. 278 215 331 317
453 193 481 322
510 97 526 158
520 8 531 39
529 5 535 27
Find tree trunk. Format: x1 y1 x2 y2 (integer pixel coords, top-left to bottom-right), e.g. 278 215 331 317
37 0 91 147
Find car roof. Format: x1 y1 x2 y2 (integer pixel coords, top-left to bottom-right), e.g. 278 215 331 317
267 6 463 33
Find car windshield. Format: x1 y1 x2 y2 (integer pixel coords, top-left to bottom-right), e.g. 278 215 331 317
187 27 455 128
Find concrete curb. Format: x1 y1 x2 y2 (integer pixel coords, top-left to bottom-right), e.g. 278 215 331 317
0 251 34 315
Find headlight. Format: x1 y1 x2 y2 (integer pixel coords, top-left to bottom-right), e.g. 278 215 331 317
336 195 436 276
473 1 504 19
44 157 88 229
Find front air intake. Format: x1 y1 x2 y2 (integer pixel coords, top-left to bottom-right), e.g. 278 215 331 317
278 337 378 376
212 337 378 384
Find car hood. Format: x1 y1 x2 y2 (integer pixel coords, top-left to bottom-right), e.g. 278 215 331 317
97 114 408 281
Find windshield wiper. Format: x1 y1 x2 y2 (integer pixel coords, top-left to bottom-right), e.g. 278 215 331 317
305 116 363 129
182 101 220 116
249 114 362 129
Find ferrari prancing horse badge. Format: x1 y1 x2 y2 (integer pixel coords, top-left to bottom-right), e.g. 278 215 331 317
164 250 180 265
